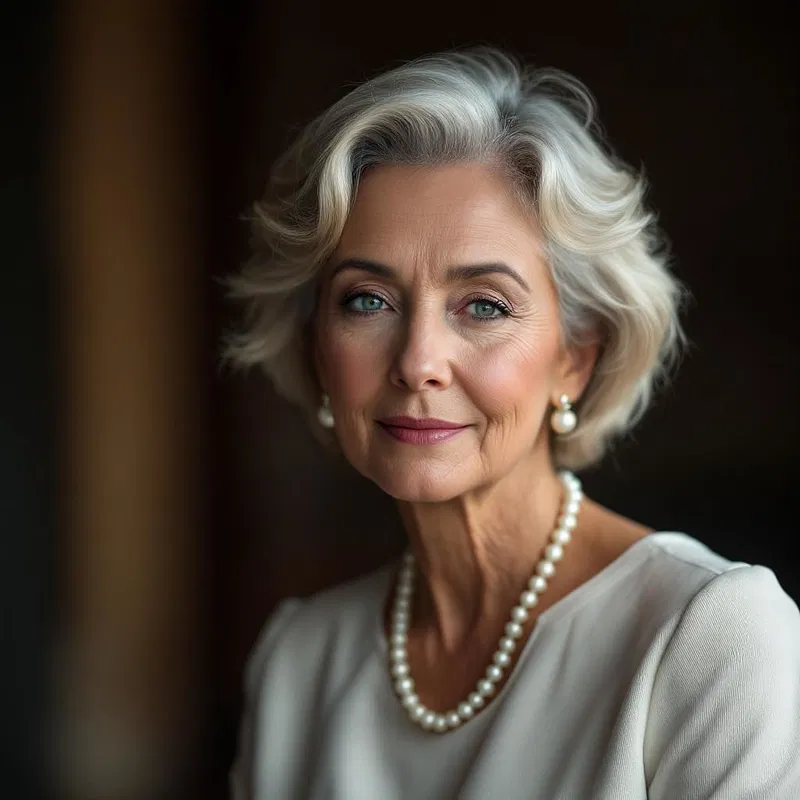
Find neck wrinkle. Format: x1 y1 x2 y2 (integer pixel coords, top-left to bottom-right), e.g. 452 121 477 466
396 460 565 654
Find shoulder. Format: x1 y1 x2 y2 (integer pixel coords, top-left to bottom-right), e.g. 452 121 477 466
230 564 395 799
637 531 799 665
654 553 800 689
642 535 800 797
624 532 749 622
640 530 748 580
242 562 395 697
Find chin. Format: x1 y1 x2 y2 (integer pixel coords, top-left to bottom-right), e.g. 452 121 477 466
369 463 473 504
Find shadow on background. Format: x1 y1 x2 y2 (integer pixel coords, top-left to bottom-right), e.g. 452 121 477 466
1 1 796 798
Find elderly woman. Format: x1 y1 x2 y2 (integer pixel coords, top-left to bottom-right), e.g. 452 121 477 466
226 49 800 798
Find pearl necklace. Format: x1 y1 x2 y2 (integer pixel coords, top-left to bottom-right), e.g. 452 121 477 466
389 470 583 733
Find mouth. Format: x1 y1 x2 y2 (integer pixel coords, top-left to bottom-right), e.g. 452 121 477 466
376 416 469 445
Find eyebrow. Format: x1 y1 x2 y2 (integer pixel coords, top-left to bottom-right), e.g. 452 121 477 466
330 257 531 292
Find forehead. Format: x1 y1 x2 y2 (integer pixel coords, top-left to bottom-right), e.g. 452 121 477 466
334 163 542 267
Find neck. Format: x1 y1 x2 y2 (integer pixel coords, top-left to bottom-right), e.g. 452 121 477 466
395 453 566 653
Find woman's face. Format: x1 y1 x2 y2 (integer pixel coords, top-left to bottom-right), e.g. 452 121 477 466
315 162 588 503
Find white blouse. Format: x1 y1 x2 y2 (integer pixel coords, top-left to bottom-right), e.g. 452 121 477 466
230 532 800 799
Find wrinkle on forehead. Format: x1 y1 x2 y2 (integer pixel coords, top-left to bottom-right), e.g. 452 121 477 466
334 163 545 286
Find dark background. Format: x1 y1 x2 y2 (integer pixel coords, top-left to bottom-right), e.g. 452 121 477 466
2 1 796 798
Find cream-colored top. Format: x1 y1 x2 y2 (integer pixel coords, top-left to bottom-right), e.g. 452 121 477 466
231 532 800 799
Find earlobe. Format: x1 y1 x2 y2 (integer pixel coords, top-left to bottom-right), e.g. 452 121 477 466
558 337 600 403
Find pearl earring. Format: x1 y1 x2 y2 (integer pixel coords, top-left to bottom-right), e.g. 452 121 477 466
317 393 335 429
550 394 577 434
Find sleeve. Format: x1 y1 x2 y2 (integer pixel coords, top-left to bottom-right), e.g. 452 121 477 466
645 564 800 800
229 598 303 800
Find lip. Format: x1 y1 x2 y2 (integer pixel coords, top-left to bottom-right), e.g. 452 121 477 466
377 417 469 445
378 416 466 430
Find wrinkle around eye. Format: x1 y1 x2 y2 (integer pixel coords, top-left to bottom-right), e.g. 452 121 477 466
463 299 509 320
349 294 387 313
337 283 397 311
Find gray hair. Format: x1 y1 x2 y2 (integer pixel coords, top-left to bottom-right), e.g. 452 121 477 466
223 47 686 469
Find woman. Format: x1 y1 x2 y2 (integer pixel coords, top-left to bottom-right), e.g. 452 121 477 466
225 49 800 798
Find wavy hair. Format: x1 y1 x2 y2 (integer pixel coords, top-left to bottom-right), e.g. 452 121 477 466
223 47 686 469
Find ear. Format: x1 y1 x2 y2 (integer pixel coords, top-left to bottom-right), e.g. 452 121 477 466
306 280 327 394
554 335 600 406
310 329 326 395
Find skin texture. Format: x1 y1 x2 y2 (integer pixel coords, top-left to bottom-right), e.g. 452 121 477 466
314 163 650 709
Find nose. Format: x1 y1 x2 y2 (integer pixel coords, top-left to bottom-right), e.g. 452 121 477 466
389 309 454 392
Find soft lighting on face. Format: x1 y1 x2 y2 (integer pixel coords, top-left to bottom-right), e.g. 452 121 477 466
315 163 577 503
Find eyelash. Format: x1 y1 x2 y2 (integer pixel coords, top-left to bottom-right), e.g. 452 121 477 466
467 296 513 321
339 291 513 322
340 291 391 316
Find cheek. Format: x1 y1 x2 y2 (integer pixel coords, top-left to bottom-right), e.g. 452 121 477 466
320 324 389 406
464 330 558 420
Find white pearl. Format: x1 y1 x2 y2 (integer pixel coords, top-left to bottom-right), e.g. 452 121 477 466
511 606 529 623
493 651 511 667
486 664 503 682
499 637 516 653
545 543 564 562
552 409 577 434
317 402 335 429
391 662 410 678
390 471 582 733
561 471 579 487
395 590 413 606
558 513 577 531
458 702 474 720
551 529 571 545
390 647 406 663
433 715 449 733
536 559 556 578
529 575 547 593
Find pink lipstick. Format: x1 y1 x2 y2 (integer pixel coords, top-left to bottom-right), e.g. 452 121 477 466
377 416 468 445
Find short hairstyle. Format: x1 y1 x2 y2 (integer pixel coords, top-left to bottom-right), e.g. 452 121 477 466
223 47 686 469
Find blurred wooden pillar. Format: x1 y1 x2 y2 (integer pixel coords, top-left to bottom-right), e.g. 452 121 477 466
56 2 205 798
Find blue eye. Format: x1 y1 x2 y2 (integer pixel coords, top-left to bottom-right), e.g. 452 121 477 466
466 299 508 320
344 293 386 313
